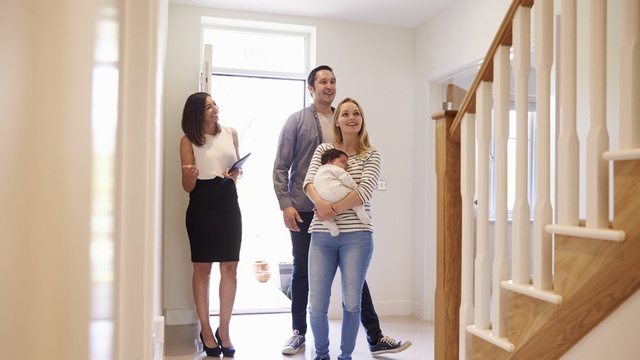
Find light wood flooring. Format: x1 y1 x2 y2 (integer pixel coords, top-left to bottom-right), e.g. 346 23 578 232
164 312 434 360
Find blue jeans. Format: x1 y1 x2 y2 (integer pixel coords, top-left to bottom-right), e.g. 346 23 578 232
308 231 374 360
289 213 383 343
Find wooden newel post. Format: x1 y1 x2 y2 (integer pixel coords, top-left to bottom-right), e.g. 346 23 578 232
432 110 462 360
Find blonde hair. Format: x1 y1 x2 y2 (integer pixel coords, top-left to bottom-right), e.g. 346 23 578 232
332 97 372 156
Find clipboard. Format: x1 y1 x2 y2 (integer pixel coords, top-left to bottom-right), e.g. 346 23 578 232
221 152 250 183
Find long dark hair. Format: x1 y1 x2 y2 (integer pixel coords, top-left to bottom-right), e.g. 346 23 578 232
181 92 220 146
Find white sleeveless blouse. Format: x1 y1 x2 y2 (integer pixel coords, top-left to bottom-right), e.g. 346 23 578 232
192 126 237 180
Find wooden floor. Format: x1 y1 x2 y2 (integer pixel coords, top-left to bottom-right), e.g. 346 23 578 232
164 313 434 360
163 264 433 359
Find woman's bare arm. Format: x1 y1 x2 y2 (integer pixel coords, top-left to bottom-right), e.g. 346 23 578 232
180 136 198 192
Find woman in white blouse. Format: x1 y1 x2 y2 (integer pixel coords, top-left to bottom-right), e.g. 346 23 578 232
180 92 241 358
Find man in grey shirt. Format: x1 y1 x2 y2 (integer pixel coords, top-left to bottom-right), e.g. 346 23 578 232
273 65 412 357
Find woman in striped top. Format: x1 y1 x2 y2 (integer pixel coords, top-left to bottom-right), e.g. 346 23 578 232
303 97 382 360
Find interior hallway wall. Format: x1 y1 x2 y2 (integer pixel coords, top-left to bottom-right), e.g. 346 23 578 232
163 4 417 324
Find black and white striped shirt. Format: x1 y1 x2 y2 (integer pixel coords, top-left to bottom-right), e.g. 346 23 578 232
303 143 382 234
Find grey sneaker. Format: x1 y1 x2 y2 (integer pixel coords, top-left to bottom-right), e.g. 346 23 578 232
282 329 305 355
369 335 412 355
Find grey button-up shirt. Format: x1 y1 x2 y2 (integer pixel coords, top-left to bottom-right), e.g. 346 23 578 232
273 104 326 212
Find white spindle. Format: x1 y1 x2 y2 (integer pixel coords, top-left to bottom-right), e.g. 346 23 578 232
533 0 555 292
619 0 640 149
512 5 532 286
586 0 609 229
459 113 475 360
492 45 510 338
557 0 580 227
474 81 492 331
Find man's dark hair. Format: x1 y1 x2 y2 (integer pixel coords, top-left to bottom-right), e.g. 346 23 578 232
307 65 334 90
321 148 348 165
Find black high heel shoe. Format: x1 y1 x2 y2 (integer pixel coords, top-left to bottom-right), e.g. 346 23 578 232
215 328 236 357
200 332 222 357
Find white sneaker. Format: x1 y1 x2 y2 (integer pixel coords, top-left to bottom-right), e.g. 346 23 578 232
282 329 305 355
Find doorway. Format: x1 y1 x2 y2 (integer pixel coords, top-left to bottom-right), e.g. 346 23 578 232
208 74 306 313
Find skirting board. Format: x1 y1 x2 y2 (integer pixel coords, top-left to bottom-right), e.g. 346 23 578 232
166 300 414 325
165 308 198 326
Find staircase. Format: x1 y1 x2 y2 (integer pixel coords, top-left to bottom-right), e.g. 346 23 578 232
431 0 640 359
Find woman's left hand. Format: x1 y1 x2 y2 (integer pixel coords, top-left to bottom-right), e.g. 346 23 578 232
222 169 242 183
223 168 240 183
314 199 337 221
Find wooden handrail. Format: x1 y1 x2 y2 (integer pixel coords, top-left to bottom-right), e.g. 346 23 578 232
449 0 534 141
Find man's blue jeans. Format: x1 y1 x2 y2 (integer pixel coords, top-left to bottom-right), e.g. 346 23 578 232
289 212 314 336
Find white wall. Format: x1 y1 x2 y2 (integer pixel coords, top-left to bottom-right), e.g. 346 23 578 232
163 4 417 324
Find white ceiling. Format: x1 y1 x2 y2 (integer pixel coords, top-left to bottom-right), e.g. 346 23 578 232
169 0 457 28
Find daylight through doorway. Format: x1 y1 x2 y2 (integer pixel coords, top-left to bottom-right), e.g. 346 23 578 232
208 74 306 314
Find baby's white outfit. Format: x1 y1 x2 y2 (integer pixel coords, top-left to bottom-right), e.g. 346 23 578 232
313 164 371 236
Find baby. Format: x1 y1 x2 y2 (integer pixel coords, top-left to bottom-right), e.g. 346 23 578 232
313 148 371 236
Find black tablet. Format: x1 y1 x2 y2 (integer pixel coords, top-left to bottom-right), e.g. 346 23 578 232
229 152 251 173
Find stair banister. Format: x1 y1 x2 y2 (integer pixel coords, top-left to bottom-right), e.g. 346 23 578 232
585 0 609 229
511 4 532 286
556 0 580 229
530 0 554 297
459 112 475 360
474 81 492 336
492 44 510 339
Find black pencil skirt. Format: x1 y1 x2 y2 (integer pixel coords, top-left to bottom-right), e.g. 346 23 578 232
186 177 242 263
